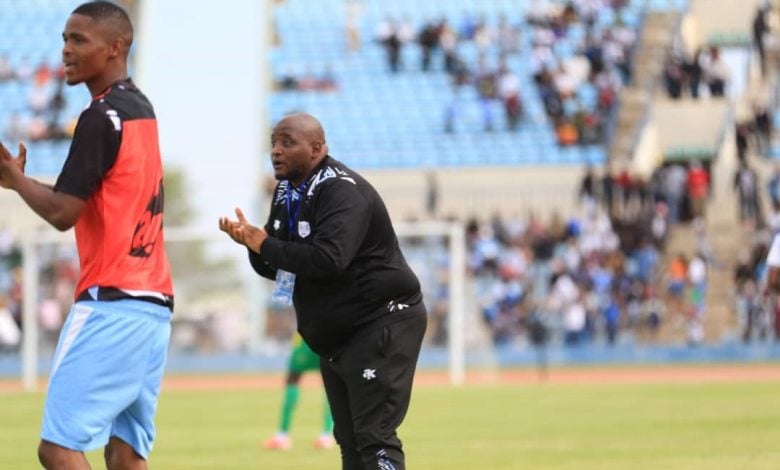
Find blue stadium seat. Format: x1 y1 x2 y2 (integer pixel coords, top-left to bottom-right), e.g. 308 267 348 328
266 0 685 169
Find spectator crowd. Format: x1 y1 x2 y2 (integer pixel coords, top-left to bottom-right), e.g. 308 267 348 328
372 1 636 145
0 54 74 145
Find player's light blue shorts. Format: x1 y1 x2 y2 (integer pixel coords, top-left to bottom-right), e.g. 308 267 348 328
41 299 171 459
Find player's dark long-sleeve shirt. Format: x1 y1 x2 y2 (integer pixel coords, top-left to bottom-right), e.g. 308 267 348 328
249 156 423 357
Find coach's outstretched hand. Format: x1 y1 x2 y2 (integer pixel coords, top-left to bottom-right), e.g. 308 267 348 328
0 142 27 189
219 207 268 254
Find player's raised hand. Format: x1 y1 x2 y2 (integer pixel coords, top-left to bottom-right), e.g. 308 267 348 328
0 142 26 189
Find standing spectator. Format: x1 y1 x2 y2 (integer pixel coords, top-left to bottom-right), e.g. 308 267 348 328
578 165 598 208
735 122 751 163
0 3 174 468
425 170 439 218
764 232 780 340
443 56 471 133
688 252 708 319
666 253 688 317
663 54 684 99
650 203 669 250
601 168 615 216
660 163 682 224
753 5 770 77
440 21 459 73
684 49 703 99
753 96 773 157
418 21 441 72
344 0 364 53
615 168 633 218
734 161 761 225
219 113 427 470
704 47 730 97
768 163 780 212
734 250 755 341
602 296 621 345
635 237 660 284
474 56 498 131
548 266 583 345
687 160 709 220
376 18 402 73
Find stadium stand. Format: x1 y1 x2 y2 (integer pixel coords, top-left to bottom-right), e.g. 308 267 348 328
0 0 89 176
268 0 687 171
4 0 780 366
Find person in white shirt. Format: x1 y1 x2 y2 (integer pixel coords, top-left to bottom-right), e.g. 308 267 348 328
765 233 780 292
763 233 780 341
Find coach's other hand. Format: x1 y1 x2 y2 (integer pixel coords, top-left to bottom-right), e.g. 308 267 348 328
218 207 268 254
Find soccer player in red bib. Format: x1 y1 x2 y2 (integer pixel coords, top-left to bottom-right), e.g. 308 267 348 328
0 3 173 468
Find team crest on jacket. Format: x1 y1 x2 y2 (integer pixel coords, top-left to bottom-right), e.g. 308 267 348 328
298 221 311 238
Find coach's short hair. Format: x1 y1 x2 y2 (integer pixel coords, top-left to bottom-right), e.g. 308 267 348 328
72 1 134 52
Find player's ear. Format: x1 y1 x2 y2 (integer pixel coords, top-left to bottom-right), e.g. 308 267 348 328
106 34 127 60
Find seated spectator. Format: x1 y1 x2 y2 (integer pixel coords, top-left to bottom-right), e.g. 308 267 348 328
296 68 320 91
3 113 26 144
497 63 523 130
496 13 520 55
34 60 53 87
276 71 298 91
15 56 33 81
316 65 338 91
0 54 14 81
552 63 577 99
574 108 601 144
556 118 579 146
27 114 49 141
28 82 52 114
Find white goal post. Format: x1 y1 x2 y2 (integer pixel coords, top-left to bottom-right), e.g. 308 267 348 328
18 221 467 391
394 221 467 386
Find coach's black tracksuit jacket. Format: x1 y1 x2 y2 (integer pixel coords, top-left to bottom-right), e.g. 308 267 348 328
248 156 423 357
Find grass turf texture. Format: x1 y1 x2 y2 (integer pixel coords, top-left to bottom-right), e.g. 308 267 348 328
2 376 779 469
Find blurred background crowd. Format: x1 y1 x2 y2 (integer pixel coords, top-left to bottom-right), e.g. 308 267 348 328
2 0 780 363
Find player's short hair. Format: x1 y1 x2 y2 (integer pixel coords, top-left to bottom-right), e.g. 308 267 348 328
72 1 134 52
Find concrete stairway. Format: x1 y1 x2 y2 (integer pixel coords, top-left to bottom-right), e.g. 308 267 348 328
608 11 681 165
650 129 747 345
650 219 743 346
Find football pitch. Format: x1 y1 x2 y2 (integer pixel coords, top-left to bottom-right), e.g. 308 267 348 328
1 365 779 469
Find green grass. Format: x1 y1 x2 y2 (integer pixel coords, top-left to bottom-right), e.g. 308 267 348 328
2 379 780 469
